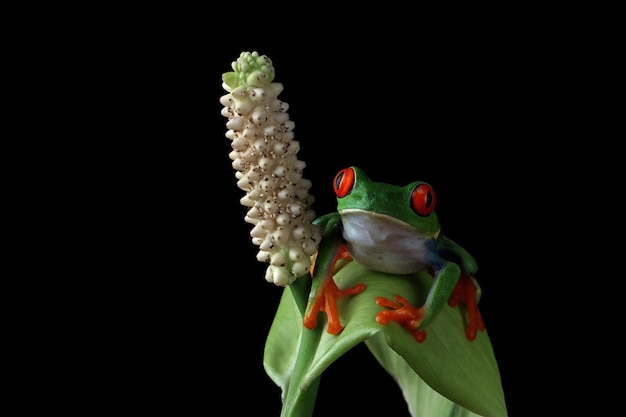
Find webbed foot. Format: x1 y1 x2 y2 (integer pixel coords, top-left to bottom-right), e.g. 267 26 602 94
448 273 485 341
303 277 366 334
375 294 427 343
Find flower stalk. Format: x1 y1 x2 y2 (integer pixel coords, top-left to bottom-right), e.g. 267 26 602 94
220 51 321 286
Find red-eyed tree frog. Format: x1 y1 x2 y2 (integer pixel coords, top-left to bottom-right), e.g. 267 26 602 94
303 166 485 343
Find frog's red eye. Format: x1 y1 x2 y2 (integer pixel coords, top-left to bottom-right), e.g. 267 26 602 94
410 183 436 216
333 167 355 198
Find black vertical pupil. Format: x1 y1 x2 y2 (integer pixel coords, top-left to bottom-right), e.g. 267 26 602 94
335 172 344 190
425 190 433 208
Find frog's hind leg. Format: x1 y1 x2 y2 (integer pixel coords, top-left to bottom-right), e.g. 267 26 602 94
448 273 485 341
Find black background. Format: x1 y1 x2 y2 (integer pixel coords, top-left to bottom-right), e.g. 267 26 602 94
14 9 617 416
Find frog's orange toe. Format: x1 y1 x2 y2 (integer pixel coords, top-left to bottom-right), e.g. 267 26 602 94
448 273 485 341
375 295 427 343
304 277 365 334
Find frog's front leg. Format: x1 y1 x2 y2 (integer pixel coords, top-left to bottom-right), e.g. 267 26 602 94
303 217 365 334
375 261 462 343
376 261 485 342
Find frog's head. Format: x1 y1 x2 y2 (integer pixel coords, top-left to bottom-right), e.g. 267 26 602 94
333 166 440 235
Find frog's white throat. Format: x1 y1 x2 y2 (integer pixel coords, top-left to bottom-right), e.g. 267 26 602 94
339 210 436 275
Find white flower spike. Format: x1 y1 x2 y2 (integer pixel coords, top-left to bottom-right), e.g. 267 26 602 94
220 51 321 286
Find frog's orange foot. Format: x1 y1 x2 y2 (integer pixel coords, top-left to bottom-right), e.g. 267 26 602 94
375 295 427 343
448 273 486 341
303 278 366 335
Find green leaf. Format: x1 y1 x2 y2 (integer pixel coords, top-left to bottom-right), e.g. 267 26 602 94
368 272 507 416
263 282 303 389
367 333 485 417
264 260 507 417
